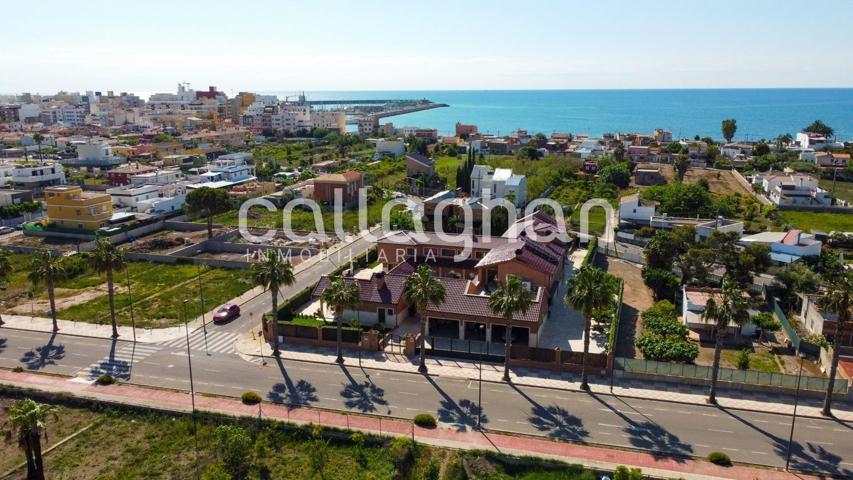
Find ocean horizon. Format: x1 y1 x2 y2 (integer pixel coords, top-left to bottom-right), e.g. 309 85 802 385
264 88 853 141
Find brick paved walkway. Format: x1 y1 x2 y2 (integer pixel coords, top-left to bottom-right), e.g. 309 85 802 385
0 368 822 480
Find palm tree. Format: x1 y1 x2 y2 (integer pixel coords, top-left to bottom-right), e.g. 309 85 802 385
32 133 45 158
88 238 126 338
403 264 446 373
565 266 618 390
320 276 360 364
702 276 750 404
488 275 534 382
3 398 56 480
28 251 66 332
673 154 690 183
817 269 852 417
252 249 295 356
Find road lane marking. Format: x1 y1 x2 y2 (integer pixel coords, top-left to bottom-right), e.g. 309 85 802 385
751 451 768 455
805 425 823 430
696 444 711 448
809 441 834 446
708 428 733 434
398 392 418 396
598 423 621 428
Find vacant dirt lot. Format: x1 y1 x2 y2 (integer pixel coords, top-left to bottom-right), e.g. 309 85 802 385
595 255 654 358
636 164 752 196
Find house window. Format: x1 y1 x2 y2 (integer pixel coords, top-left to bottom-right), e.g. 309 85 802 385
474 250 485 259
441 249 455 258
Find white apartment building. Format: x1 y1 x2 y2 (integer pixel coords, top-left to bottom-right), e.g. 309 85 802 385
374 139 405 157
756 173 831 207
64 140 124 168
129 168 182 186
107 182 187 214
470 165 527 207
4 162 66 192
188 152 256 190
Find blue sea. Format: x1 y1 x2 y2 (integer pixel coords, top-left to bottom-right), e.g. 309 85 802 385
270 89 853 141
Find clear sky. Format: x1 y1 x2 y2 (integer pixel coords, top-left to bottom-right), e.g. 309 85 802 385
3 0 853 95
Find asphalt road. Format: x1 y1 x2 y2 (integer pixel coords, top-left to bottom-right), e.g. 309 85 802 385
0 329 851 477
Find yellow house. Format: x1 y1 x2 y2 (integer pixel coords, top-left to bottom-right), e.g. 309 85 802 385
44 185 113 231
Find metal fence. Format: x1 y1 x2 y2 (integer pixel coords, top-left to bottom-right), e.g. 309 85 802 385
616 357 848 394
763 286 821 356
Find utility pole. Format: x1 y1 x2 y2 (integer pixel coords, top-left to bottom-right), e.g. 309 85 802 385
182 298 199 480
126 267 136 343
785 353 806 472
196 258 208 354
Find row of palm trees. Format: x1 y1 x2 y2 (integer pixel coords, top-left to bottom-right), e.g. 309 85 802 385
700 271 852 416
0 239 127 337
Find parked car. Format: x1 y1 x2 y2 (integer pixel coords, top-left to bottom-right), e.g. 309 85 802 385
0 226 15 235
212 304 240 323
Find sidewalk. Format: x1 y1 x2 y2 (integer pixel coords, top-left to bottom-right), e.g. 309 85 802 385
0 368 820 480
0 283 263 343
234 333 853 422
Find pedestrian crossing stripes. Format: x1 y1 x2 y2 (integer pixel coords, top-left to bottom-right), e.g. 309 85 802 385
160 330 240 355
75 343 162 381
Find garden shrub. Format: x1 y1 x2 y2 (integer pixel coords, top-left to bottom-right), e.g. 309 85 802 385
707 451 732 466
241 391 261 404
97 373 115 385
413 413 437 428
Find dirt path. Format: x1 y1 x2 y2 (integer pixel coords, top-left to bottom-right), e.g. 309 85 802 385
595 255 654 358
8 283 127 314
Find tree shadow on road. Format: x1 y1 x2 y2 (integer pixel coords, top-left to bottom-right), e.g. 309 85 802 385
437 397 487 432
0 337 6 354
267 357 318 409
720 407 852 477
528 404 589 441
87 339 131 380
507 383 590 442
338 364 388 414
589 393 692 461
19 333 65 370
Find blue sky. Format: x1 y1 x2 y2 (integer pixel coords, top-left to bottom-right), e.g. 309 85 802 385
3 0 853 94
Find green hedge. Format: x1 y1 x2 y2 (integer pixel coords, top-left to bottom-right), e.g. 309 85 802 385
582 237 598 267
275 286 314 321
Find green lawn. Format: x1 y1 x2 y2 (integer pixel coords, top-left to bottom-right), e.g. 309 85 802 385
719 349 782 373
0 396 613 480
570 206 608 234
780 210 853 233
435 156 462 189
54 262 254 328
819 179 853 203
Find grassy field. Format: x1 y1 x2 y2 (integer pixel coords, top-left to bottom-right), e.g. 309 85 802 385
55 262 254 328
697 347 782 373
780 210 853 233
0 254 254 328
435 156 462 189
0 396 609 480
819 179 853 203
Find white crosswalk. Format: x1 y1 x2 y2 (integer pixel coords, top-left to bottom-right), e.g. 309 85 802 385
160 330 240 355
75 343 162 381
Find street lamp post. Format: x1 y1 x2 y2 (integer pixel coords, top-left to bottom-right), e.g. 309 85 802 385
196 257 208 354
785 352 806 471
126 267 136 343
182 298 199 479
477 338 484 430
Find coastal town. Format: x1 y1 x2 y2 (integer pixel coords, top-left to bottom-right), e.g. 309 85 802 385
0 82 851 479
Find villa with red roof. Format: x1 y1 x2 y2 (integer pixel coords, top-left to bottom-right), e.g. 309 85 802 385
311 212 569 347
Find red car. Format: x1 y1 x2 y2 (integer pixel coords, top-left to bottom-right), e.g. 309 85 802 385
213 304 240 323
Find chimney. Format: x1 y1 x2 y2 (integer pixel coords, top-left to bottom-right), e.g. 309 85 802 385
375 271 386 290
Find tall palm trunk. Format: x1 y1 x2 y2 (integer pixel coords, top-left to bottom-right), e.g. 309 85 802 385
822 320 842 416
503 317 512 382
270 284 280 356
335 312 344 364
106 263 118 338
32 433 45 480
23 436 36 480
418 315 428 373
708 320 726 404
47 276 58 332
580 317 591 390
